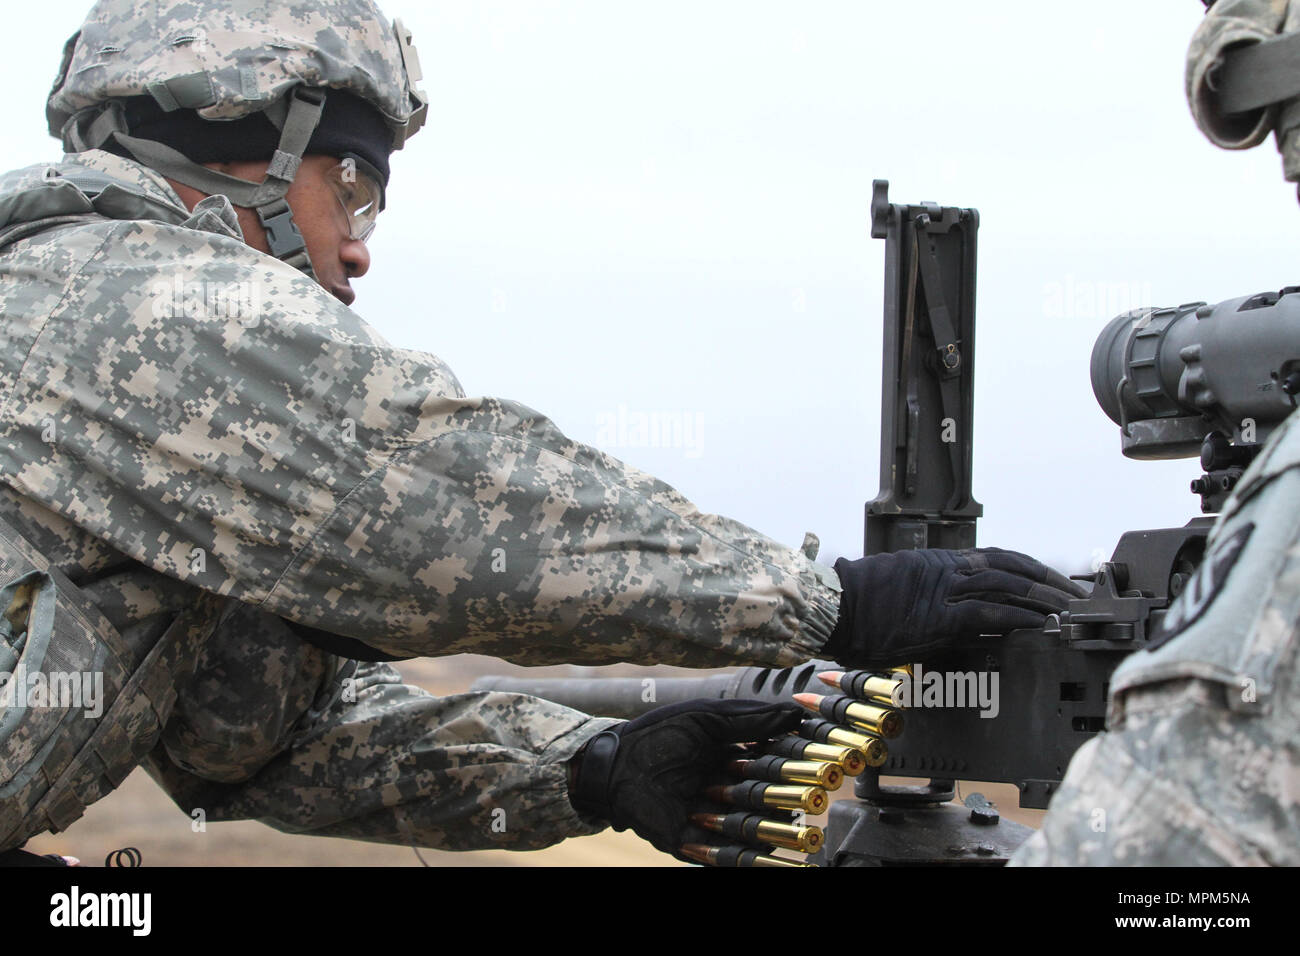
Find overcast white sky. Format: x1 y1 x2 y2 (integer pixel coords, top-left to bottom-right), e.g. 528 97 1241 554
5 1 1299 573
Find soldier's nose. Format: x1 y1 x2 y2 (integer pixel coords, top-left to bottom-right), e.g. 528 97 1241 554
341 238 370 280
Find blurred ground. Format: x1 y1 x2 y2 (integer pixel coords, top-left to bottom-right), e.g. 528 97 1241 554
23 655 1042 866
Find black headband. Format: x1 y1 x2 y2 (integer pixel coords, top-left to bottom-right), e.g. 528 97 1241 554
103 88 394 188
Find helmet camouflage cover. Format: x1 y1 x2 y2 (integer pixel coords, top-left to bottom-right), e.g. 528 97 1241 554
47 0 426 147
44 0 427 277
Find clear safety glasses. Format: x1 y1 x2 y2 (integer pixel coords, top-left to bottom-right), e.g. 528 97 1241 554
326 155 385 243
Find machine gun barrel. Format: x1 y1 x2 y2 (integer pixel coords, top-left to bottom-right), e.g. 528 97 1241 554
471 661 839 720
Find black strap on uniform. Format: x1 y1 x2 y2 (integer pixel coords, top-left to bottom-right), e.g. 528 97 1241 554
1218 32 1300 115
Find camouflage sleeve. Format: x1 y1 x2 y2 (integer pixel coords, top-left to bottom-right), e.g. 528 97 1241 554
1185 0 1294 151
0 216 840 668
144 603 621 851
1007 678 1281 866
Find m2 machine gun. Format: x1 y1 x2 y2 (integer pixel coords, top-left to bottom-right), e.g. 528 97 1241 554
476 180 1300 865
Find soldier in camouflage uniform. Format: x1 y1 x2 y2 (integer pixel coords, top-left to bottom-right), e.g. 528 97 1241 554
0 0 1077 862
1012 0 1300 866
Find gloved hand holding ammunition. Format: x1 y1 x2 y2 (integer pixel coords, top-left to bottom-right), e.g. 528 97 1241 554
567 698 805 863
824 547 1088 669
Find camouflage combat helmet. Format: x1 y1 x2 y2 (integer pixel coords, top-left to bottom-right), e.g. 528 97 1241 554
46 0 428 279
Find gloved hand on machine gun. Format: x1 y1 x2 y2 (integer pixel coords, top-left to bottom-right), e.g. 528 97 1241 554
566 698 804 862
825 547 1089 669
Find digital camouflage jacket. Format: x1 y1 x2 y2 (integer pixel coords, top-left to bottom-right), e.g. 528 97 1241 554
0 148 841 852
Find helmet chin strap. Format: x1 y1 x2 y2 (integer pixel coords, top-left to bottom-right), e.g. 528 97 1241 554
62 87 327 281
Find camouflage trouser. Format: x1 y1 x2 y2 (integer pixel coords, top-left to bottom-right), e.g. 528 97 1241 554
143 601 619 851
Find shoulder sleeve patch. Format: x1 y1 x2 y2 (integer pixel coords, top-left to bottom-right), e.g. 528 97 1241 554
1146 522 1255 652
